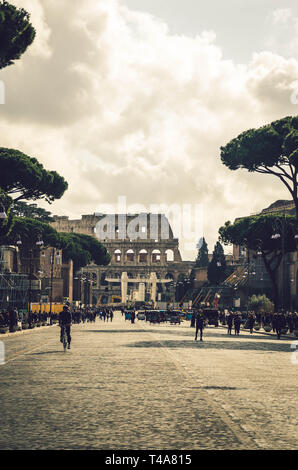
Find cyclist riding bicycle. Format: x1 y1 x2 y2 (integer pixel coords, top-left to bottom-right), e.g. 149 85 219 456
59 304 72 349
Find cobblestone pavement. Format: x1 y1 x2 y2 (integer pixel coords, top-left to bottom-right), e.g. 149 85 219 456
0 313 297 450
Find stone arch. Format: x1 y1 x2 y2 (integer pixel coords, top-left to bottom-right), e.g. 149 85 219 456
165 272 174 279
114 249 121 263
126 249 135 262
165 273 174 291
139 249 148 263
152 249 161 263
165 249 174 262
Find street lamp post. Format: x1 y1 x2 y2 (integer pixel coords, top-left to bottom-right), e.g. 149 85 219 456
241 242 257 314
271 214 286 312
25 233 44 317
28 249 33 315
246 249 250 314
49 248 54 324
74 272 88 308
85 273 93 307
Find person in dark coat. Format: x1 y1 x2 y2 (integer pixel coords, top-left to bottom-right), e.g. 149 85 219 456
1 310 8 327
131 310 135 324
9 309 17 332
234 314 241 336
287 313 294 334
59 305 72 348
247 313 255 334
195 311 205 341
294 312 298 330
0 311 6 327
227 313 233 335
275 313 286 340
272 313 277 333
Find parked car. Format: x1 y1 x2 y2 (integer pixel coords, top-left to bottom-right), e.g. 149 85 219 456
203 309 219 327
158 310 167 322
169 310 181 325
148 310 160 324
136 310 146 320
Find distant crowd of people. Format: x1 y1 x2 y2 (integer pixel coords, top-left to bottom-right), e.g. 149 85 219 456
218 310 298 340
2 305 298 342
189 309 298 341
0 309 49 332
72 308 115 323
0 306 119 333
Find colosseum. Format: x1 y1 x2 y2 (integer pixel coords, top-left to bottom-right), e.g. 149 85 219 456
51 213 194 305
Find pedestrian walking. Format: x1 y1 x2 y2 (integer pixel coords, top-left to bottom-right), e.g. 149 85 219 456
1 310 8 327
17 310 23 330
247 313 255 334
195 311 205 341
275 312 286 340
287 312 294 334
294 312 298 330
234 314 241 336
272 313 277 333
227 313 233 335
9 309 17 332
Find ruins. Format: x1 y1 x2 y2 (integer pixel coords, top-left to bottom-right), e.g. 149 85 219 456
51 213 193 305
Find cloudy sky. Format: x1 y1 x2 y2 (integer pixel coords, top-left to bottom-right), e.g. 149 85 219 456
1 0 298 259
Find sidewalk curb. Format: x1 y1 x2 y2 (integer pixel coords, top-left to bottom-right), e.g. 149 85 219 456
0 324 58 339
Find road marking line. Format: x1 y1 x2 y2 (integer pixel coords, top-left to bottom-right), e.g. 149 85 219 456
3 324 85 363
5 344 49 363
142 323 259 449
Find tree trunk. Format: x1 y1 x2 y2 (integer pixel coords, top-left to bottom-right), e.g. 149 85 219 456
294 195 298 224
261 252 280 310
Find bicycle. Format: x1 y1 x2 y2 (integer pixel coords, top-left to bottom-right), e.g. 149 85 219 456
61 325 68 352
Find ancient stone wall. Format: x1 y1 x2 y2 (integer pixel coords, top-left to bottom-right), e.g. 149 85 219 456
51 213 193 304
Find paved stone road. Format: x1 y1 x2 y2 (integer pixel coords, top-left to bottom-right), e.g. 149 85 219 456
0 313 297 450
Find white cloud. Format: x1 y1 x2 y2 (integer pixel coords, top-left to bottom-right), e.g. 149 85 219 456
266 7 298 57
0 0 297 258
271 8 292 25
